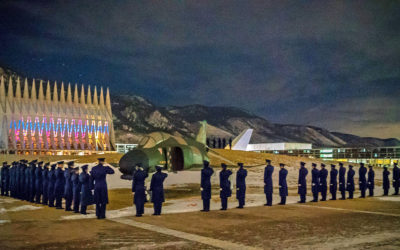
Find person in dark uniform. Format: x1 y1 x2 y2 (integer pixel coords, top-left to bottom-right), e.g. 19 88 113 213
132 163 148 217
236 162 247 208
71 167 81 213
91 158 115 219
149 165 168 215
201 160 214 212
79 165 93 215
298 162 308 203
278 163 288 205
219 163 232 210
311 163 320 202
329 164 338 200
34 161 43 204
393 162 399 195
338 163 346 200
29 160 37 202
367 165 375 197
383 166 390 196
48 164 57 207
264 159 274 206
319 163 328 201
347 165 355 199
9 162 16 198
19 160 27 200
64 161 74 211
54 161 65 209
16 161 21 199
1 162 9 196
24 162 31 201
42 163 50 205
358 163 367 198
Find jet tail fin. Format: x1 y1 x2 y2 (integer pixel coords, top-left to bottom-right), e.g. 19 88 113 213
226 129 253 150
196 120 207 145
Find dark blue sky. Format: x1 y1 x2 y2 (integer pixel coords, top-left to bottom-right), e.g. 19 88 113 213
0 0 399 138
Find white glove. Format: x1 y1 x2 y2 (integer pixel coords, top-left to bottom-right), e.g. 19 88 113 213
200 188 203 191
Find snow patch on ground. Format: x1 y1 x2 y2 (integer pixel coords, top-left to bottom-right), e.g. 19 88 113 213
0 205 42 213
0 220 10 224
375 196 400 202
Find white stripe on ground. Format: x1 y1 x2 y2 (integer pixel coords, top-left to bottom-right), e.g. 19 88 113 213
296 204 400 217
110 217 261 250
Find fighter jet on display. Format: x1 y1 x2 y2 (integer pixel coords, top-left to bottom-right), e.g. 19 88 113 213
118 121 209 178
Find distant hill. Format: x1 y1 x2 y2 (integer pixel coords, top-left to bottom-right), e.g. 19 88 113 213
1 65 399 148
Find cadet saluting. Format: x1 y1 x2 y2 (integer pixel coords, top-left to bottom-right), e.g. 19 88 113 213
48 164 57 207
64 161 74 211
383 166 390 196
236 163 247 209
298 162 308 203
367 166 375 197
79 165 93 215
278 163 288 205
358 163 367 198
219 163 232 210
339 163 346 200
71 167 81 213
347 165 355 199
329 164 338 200
149 165 168 215
264 159 274 206
54 161 65 209
91 158 115 219
393 162 399 195
311 163 320 202
201 160 214 212
42 163 50 205
132 163 148 217
319 164 328 201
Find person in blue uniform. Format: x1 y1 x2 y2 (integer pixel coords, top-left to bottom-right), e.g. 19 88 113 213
79 165 93 215
236 162 247 208
71 167 81 213
347 165 355 199
383 166 390 196
311 163 320 202
132 163 148 217
149 165 168 215
64 161 74 211
393 162 399 195
338 163 346 200
219 163 232 210
264 159 274 206
278 163 288 205
319 163 328 201
1 162 9 196
91 158 115 219
16 161 21 199
34 161 43 204
29 160 37 202
367 165 375 197
54 161 65 209
19 160 27 200
201 160 214 212
24 163 31 201
358 163 367 198
9 162 16 197
42 163 50 205
48 164 57 207
298 162 308 203
329 164 338 200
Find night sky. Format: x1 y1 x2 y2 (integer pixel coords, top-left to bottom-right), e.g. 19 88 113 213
0 1 399 139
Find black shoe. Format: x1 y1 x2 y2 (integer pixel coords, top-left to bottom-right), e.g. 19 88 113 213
135 214 142 217
320 199 326 201
65 209 72 211
278 203 285 205
81 212 87 215
74 211 80 213
220 208 227 210
56 207 63 209
236 206 243 209
339 198 345 200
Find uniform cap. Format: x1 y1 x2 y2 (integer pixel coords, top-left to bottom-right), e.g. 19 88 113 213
98 158 105 162
339 162 344 166
237 162 244 167
266 159 271 163
221 163 227 168
360 163 364 167
51 164 57 169
37 161 44 165
330 164 335 167
279 163 285 167
57 161 64 164
73 167 79 170
321 163 326 167
312 163 317 167
300 162 306 166
81 164 89 170
2 161 7 164
349 165 353 168
67 161 74 166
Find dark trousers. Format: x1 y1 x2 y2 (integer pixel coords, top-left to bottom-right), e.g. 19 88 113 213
348 191 353 199
312 192 318 202
73 199 80 213
265 193 272 206
394 186 399 195
81 205 87 214
340 191 346 199
368 188 374 196
153 202 162 215
42 193 48 205
320 191 327 201
135 201 144 215
331 192 336 200
202 199 210 211
48 195 55 207
96 203 107 219
238 197 245 207
280 196 286 205
383 188 389 196
221 197 228 210
1 188 8 196
65 197 72 211
55 196 63 208
300 194 306 203
360 189 366 198
35 192 41 203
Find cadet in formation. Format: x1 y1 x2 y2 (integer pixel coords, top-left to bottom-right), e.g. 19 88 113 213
264 159 274 206
48 164 57 207
201 160 214 212
79 164 93 215
71 167 81 213
149 165 168 215
34 162 43 204
393 162 399 195
359 163 367 198
383 166 390 196
24 162 31 201
132 163 148 217
1 162 10 196
54 161 65 209
91 158 115 219
236 162 247 208
347 165 355 199
311 163 319 202
29 160 37 202
219 163 232 210
367 166 375 197
329 164 338 200
338 162 346 200
42 163 49 205
298 162 308 203
278 163 288 205
64 161 74 211
319 163 328 201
